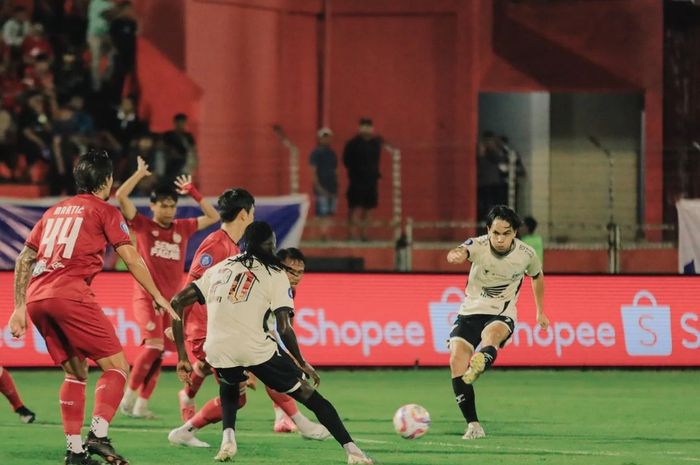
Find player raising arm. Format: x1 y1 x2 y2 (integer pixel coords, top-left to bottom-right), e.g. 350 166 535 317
116 156 218 418
8 150 177 465
170 221 374 464
446 205 548 440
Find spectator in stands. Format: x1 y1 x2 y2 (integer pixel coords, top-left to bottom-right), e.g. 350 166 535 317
18 91 53 183
343 117 382 241
310 127 337 241
125 132 160 195
109 94 143 157
22 53 55 94
2 7 30 57
67 94 95 136
0 62 23 112
477 131 508 222
163 113 197 182
21 23 53 65
50 104 80 195
54 48 88 100
519 215 544 265
108 0 137 101
0 108 16 181
87 0 114 91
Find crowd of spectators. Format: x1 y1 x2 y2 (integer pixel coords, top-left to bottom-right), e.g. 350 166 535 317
0 1 196 196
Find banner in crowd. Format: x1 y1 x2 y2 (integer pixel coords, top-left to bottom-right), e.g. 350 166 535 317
677 199 700 274
0 195 309 270
1 273 698 367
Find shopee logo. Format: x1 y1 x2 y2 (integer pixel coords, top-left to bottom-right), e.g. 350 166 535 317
620 291 672 356
295 308 425 356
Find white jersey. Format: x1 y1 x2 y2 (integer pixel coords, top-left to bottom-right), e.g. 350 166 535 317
192 255 294 368
458 235 542 320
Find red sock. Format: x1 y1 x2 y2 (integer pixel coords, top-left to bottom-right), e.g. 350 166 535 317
60 377 86 435
190 397 222 429
128 347 162 391
0 367 24 411
139 356 163 400
93 369 127 423
265 385 298 416
184 364 207 399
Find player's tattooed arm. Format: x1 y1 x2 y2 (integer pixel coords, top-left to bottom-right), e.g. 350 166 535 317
9 246 37 338
276 308 320 386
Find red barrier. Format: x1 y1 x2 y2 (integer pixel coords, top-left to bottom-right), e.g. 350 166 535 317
1 273 698 367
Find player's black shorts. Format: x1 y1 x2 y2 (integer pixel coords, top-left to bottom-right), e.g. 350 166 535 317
448 314 516 350
215 346 304 394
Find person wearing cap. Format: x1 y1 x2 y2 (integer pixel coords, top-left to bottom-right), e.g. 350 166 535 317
343 117 382 241
309 127 338 240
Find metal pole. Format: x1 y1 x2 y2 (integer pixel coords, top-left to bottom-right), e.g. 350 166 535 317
507 148 517 209
406 216 413 271
289 144 299 194
387 146 402 240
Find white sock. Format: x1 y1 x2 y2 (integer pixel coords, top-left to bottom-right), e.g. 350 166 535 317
90 416 109 438
273 406 286 422
343 442 362 455
222 428 236 444
134 397 148 413
290 411 317 433
184 420 198 433
121 388 137 405
66 435 83 453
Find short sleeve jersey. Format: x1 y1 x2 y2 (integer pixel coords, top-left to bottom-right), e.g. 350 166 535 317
459 235 542 320
129 213 198 300
184 229 239 341
25 194 132 303
193 257 294 368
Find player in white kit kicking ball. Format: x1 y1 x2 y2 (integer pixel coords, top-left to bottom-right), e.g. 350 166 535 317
170 221 373 464
446 205 549 440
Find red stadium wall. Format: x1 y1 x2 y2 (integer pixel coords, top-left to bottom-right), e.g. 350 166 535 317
133 0 662 229
1 272 698 367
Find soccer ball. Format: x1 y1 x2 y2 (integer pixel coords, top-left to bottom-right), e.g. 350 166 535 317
393 404 431 439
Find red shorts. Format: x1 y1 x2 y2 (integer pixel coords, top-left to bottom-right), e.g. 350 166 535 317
27 298 122 365
133 297 176 351
186 337 207 363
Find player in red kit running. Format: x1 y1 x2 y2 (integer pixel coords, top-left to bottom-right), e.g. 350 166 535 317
8 150 178 465
116 157 219 418
0 366 35 423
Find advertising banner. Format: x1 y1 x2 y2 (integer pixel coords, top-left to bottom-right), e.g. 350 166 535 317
1 273 698 367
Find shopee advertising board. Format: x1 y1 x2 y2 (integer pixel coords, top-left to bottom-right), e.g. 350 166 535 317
1 272 699 367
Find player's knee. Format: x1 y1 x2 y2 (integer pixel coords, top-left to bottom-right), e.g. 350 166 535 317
290 380 315 403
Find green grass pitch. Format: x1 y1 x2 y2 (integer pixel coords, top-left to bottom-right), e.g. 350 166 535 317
0 369 698 464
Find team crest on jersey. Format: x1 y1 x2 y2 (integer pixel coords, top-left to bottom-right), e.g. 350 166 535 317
173 233 182 244
151 230 159 237
465 238 473 246
120 222 129 235
200 253 213 267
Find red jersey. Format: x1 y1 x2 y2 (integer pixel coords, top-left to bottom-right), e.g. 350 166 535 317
129 213 198 300
25 194 132 304
184 229 240 341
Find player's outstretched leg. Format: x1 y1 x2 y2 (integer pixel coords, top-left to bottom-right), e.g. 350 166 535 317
132 353 163 418
60 372 101 464
86 364 130 465
462 345 497 385
0 367 36 424
121 346 162 417
214 376 243 462
266 385 329 439
289 384 373 464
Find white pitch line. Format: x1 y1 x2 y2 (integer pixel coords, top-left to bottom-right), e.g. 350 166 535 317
1 423 697 461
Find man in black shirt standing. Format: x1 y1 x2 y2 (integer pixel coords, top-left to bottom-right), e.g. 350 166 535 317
343 117 381 241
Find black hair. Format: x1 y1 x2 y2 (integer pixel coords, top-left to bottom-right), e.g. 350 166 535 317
74 149 113 194
486 205 522 230
174 113 188 122
150 185 178 204
218 188 254 223
523 216 538 233
236 221 284 273
278 247 305 264
359 117 373 126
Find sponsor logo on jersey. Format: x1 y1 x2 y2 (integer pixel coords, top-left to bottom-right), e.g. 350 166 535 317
151 230 159 237
173 233 182 244
120 222 130 235
481 284 509 298
150 240 181 260
200 253 213 267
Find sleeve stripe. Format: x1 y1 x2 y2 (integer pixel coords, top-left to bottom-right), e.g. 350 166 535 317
112 240 132 249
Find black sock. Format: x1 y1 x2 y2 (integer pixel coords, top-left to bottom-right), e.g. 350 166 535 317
452 377 478 423
300 391 353 445
219 381 240 430
480 345 498 368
